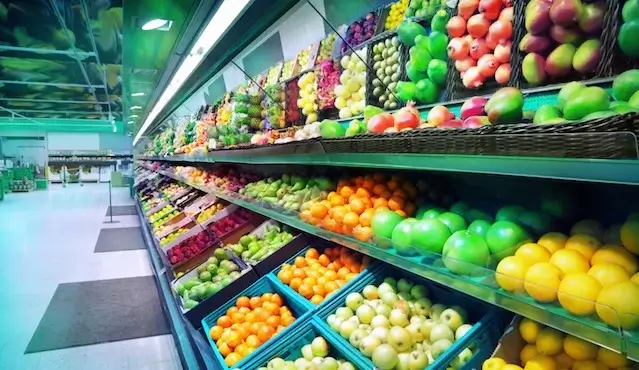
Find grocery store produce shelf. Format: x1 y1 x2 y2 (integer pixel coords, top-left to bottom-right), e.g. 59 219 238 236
138 153 639 186
138 163 639 361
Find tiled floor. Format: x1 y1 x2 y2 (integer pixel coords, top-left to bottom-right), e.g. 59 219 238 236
0 184 182 370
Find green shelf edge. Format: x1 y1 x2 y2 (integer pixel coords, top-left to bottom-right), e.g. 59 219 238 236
138 163 639 361
139 154 639 186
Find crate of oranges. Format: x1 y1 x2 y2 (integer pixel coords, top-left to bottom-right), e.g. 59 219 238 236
273 242 377 308
202 275 313 369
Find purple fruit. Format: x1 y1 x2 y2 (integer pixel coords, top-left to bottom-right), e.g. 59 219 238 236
573 39 602 73
519 33 552 54
545 44 577 77
522 53 547 85
578 2 605 34
550 25 583 45
525 0 553 35
550 0 584 27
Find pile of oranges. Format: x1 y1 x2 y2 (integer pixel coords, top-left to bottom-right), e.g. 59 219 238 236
276 245 370 304
208 292 296 366
300 173 419 242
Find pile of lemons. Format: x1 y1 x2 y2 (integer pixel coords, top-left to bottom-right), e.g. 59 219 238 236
385 0 409 30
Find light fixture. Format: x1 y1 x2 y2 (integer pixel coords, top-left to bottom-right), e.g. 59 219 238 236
127 121 134 124
133 0 252 145
141 19 170 31
131 92 146 97
130 114 139 118
131 106 142 110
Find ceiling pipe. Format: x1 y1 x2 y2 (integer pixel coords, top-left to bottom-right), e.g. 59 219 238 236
0 45 96 59
0 80 103 88
0 97 110 105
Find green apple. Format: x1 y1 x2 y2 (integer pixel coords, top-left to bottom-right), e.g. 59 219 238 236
372 210 405 246
486 221 532 260
495 205 526 222
391 218 418 256
442 230 491 275
465 209 494 223
438 212 468 233
421 208 446 220
410 219 451 255
468 220 491 239
449 202 471 218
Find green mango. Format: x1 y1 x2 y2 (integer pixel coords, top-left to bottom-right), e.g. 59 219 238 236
397 21 427 46
533 105 562 124
485 87 524 124
415 79 439 104
428 31 448 61
582 111 617 121
557 82 586 112
431 9 449 33
319 119 346 138
618 20 639 57
623 0 639 22
610 101 638 114
410 48 432 72
563 86 610 120
363 105 384 120
427 59 447 86
406 61 429 82
629 90 639 110
414 35 430 51
612 69 639 102
396 81 418 101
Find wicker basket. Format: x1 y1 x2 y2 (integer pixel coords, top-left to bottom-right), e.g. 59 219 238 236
603 0 639 76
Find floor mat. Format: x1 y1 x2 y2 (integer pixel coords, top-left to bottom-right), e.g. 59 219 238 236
105 205 137 216
94 227 145 252
25 276 170 353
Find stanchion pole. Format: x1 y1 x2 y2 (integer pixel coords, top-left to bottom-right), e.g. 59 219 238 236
104 180 119 224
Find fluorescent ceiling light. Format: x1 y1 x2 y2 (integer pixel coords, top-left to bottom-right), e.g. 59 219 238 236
133 0 252 145
131 92 146 97
130 114 139 118
131 106 142 110
142 19 170 31
127 121 134 124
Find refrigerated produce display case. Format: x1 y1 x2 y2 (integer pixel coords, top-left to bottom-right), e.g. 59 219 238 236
128 0 639 369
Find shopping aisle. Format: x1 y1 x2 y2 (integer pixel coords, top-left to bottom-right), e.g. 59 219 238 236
0 184 183 370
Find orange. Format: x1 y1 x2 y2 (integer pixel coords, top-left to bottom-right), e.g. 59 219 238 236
346 273 358 281
550 249 590 277
632 272 639 284
238 306 250 314
322 218 338 232
537 232 568 254
388 195 405 211
515 243 552 265
495 256 530 293
289 277 302 290
257 325 275 342
340 186 355 198
244 312 257 323
249 322 260 335
217 315 232 328
302 277 317 286
331 206 348 224
236 296 250 308
524 262 562 303
231 312 245 323
277 270 292 285
305 248 319 259
380 190 393 199
224 352 242 366
300 210 312 223
354 176 364 187
313 285 327 296
590 244 638 274
375 206 390 213
234 343 249 357
294 256 308 268
292 268 306 279
227 306 239 316
402 182 418 198
226 331 242 348
282 315 295 326
246 334 261 348
324 270 338 280
310 204 328 219
587 263 630 287
356 187 371 199
373 184 388 196
218 342 232 357
249 297 262 309
298 284 314 299
353 225 373 241
270 293 283 306
359 209 375 227
318 254 330 267
329 195 345 207
325 281 339 293
373 173 386 182
557 273 602 316
597 347 629 368
236 326 249 340
565 234 602 261
311 295 324 304
254 308 269 321
266 316 281 328
209 326 224 340
362 178 375 191
387 179 399 191
349 198 367 215
343 212 360 228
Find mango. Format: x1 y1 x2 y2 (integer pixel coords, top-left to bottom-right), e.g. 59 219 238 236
546 44 576 77
582 111 617 121
534 104 563 124
550 25 583 45
428 31 449 61
573 39 601 73
519 33 552 54
558 81 586 111
485 87 524 124
612 70 639 102
563 86 610 120
578 2 605 34
526 0 553 35
623 0 639 22
522 53 547 85
619 20 639 57
415 79 439 104
610 101 638 114
550 0 583 27
398 21 427 46
431 9 449 33
406 61 429 82
629 90 639 110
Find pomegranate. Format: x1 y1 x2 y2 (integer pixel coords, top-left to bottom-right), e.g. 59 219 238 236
367 113 394 133
462 66 485 88
447 16 467 38
455 57 477 73
488 20 512 45
479 0 502 13
427 106 455 126
393 101 421 131
499 7 513 23
467 14 490 38
470 38 490 60
448 38 470 60
458 0 479 19
494 42 511 63
495 63 511 84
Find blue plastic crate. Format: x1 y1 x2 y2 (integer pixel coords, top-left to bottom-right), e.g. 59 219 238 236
243 317 370 370
201 275 315 369
316 264 503 370
269 240 378 311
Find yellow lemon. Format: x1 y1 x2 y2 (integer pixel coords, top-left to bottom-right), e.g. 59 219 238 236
596 347 629 368
538 232 568 254
572 360 609 370
632 272 639 284
519 318 542 344
520 344 539 366
525 263 562 303
516 243 552 265
563 335 598 361
558 273 602 316
536 327 564 356
503 366 524 370
496 256 530 293
571 219 604 240
596 281 639 330
566 234 602 260
588 263 631 287
482 358 507 370
620 220 639 254
550 249 590 277
524 355 557 370
554 352 574 369
591 244 638 274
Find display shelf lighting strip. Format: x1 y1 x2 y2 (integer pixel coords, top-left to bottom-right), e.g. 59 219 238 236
133 0 253 145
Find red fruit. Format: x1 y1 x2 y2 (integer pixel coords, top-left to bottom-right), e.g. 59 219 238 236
458 0 479 19
467 14 490 38
367 113 394 133
498 7 513 23
461 97 489 119
495 63 511 84
448 37 470 60
384 127 398 133
479 0 502 13
439 119 464 128
447 16 467 38
394 101 421 130
462 66 485 88
488 20 513 45
485 32 499 49
477 54 499 77
470 38 490 60
455 57 477 73
463 116 491 128
427 106 455 126
462 34 475 46
494 42 511 63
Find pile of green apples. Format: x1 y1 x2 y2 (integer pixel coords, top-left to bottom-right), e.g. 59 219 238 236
239 174 334 212
228 224 295 263
326 277 475 370
259 336 356 370
149 205 176 224
160 227 189 246
175 250 242 309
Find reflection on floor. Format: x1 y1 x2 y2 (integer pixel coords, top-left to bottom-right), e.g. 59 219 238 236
0 184 182 370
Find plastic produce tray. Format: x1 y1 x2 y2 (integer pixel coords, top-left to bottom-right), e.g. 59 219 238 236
316 264 503 370
242 317 368 370
172 253 259 328
270 240 377 310
201 275 315 370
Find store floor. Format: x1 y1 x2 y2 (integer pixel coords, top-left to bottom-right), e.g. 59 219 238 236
0 184 183 370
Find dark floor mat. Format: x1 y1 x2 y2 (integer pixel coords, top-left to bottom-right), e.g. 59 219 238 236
94 227 145 253
105 205 137 216
25 276 169 353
